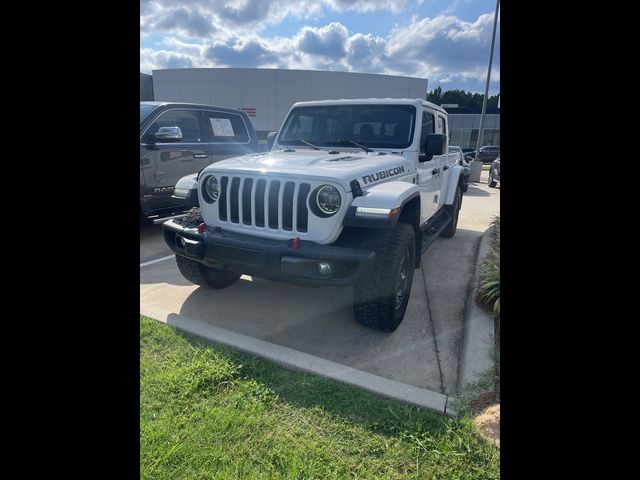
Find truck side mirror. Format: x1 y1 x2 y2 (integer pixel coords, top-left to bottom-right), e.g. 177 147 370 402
425 134 447 156
267 131 278 151
154 126 183 143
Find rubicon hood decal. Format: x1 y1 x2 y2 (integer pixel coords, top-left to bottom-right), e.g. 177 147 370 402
362 166 406 185
201 150 413 190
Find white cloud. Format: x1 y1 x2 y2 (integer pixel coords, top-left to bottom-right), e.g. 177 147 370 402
345 33 387 72
140 0 422 37
297 23 349 59
143 7 216 37
140 48 196 72
203 37 282 67
385 14 499 74
140 6 500 92
325 0 423 13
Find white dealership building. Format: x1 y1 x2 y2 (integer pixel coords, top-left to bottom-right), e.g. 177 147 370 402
145 67 499 148
149 68 428 139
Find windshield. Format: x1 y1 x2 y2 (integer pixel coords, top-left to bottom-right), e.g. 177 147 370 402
140 104 158 123
278 105 416 150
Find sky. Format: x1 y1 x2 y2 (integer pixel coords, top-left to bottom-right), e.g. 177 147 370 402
140 0 500 94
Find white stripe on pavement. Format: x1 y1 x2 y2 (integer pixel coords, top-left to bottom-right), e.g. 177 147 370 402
140 254 175 268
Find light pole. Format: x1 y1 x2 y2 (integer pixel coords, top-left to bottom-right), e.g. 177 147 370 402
474 0 500 163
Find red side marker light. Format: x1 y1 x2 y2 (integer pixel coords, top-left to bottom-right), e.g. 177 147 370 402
292 237 300 249
198 223 206 234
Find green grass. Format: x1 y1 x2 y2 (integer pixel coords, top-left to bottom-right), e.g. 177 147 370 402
140 316 500 479
466 216 501 413
451 348 500 416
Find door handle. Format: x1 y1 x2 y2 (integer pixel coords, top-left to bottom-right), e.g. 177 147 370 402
193 154 208 158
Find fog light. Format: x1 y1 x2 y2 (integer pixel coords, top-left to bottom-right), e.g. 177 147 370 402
318 262 332 275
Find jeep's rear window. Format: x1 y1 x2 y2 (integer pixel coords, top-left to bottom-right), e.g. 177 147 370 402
278 105 417 149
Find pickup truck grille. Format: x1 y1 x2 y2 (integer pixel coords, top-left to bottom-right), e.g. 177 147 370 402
217 175 312 233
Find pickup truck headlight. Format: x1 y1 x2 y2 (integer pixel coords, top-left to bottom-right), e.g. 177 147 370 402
314 185 341 216
202 175 220 203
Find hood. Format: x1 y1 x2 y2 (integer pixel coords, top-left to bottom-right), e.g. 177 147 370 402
201 149 414 190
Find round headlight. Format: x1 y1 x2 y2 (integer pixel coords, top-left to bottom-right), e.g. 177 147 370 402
203 176 220 203
316 185 341 215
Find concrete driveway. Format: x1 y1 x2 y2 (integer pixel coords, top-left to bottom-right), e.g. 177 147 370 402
140 173 499 397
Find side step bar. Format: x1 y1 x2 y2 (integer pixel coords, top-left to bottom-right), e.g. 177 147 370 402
420 209 452 254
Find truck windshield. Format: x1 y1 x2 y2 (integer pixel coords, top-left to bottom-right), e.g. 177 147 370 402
140 104 158 122
278 105 416 150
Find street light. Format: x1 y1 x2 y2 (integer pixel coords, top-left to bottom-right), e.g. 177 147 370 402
473 0 500 163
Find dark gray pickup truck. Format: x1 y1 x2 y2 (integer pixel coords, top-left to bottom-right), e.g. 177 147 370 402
140 102 261 222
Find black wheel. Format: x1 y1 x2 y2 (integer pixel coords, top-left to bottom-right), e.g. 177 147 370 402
175 255 241 289
488 169 497 188
174 207 241 289
440 186 462 238
353 223 416 332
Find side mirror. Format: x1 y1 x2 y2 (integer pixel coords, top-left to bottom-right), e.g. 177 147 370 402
266 131 278 151
425 133 447 156
154 126 183 142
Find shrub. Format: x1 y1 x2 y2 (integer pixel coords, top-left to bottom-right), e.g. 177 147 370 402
476 216 500 316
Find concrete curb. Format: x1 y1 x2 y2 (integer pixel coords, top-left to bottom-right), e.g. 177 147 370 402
457 227 496 391
141 304 458 417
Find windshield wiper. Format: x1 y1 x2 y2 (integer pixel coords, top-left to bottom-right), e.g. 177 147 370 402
286 138 321 150
334 139 373 153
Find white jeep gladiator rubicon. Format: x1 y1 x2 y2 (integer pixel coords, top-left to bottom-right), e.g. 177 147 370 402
163 98 464 331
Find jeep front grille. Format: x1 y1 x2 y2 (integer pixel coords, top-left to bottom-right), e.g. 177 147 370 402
217 176 311 233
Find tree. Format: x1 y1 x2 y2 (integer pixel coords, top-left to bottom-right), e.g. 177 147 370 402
426 86 443 104
426 88 500 109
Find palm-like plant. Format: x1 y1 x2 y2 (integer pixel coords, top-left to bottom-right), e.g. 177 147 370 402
476 216 500 316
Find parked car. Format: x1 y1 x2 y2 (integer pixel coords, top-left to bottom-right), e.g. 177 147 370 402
465 145 500 163
164 98 466 332
488 155 500 187
140 102 261 222
476 145 500 163
448 146 469 192
461 148 475 162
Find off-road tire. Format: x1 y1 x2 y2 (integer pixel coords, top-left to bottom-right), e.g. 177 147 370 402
353 223 416 332
440 186 462 238
488 169 497 188
174 207 241 289
178 207 204 227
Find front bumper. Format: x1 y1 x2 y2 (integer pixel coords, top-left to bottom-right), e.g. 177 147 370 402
163 220 376 287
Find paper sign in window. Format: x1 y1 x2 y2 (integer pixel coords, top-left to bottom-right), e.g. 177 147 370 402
210 118 235 137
